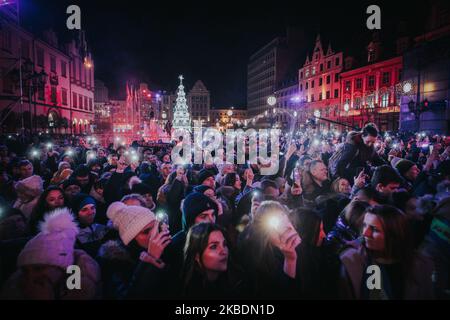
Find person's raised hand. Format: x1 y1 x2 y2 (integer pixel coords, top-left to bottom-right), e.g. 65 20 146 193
354 170 366 188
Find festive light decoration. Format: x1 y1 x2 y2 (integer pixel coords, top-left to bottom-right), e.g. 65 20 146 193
172 75 191 132
267 96 277 106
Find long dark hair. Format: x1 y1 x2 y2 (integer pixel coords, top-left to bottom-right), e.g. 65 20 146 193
29 186 67 235
223 173 238 188
294 207 322 246
182 223 229 293
364 205 414 270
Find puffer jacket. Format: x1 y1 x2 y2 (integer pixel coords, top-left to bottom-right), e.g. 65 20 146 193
323 215 359 255
328 131 386 181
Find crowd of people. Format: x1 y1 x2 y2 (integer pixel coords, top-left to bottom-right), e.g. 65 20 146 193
0 123 449 300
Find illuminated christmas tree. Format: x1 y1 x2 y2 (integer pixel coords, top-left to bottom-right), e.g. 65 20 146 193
172 75 191 132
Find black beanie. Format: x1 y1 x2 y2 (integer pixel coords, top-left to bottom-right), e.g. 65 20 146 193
182 192 218 230
131 182 153 196
395 159 416 177
197 169 215 184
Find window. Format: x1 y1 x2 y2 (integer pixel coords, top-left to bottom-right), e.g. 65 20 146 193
335 57 340 66
311 94 315 102
300 72 303 79
79 95 83 109
300 84 303 91
320 64 323 72
73 92 77 108
355 78 362 89
50 56 56 73
366 95 374 108
398 69 402 81
327 61 331 69
84 97 88 110
345 81 351 91
319 93 322 101
368 75 375 87
21 38 30 59
1 28 12 51
89 98 93 111
334 74 339 82
62 88 68 105
51 86 57 104
382 72 390 85
61 61 67 77
305 69 310 77
354 97 361 109
326 91 331 99
311 80 315 88
368 50 375 62
37 48 44 67
334 89 339 98
37 85 44 100
305 82 309 89
312 67 316 75
319 78 323 86
326 75 331 84
381 93 389 107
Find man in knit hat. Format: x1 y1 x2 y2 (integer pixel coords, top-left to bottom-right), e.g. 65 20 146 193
395 158 434 196
163 192 218 275
196 168 216 190
0 209 101 299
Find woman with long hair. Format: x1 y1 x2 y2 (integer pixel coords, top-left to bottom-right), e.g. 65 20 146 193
181 223 246 299
339 205 434 299
29 186 67 235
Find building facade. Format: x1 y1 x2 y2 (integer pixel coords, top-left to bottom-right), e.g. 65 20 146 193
188 80 210 124
339 56 403 131
247 29 305 117
209 108 247 129
399 4 450 134
298 35 343 130
0 12 94 134
274 74 299 126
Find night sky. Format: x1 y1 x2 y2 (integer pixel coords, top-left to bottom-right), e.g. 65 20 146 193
20 0 427 108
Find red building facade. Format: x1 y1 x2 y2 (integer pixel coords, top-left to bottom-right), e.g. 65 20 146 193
339 56 403 131
298 35 343 130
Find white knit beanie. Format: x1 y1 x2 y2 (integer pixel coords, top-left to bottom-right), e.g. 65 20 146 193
14 175 43 198
17 208 79 269
106 202 156 245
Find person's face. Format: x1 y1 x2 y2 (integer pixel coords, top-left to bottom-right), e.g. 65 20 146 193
161 164 172 177
78 204 96 226
362 213 385 252
162 154 170 163
134 221 157 249
338 179 351 194
46 190 64 210
1 156 10 165
143 193 154 208
20 164 33 179
176 166 186 176
222 164 234 175
95 187 104 197
64 185 81 198
98 150 106 158
76 175 89 186
194 209 216 225
377 182 400 196
363 135 377 148
123 198 144 206
198 231 229 275
202 176 216 189
311 162 328 182
143 151 152 160
204 188 216 199
109 156 118 166
91 164 101 173
405 165 420 181
404 197 418 217
234 174 242 190
264 186 280 198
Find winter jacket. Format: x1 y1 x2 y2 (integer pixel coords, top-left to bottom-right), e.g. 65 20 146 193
338 243 435 299
96 239 142 299
1 249 101 300
328 132 386 181
324 215 360 255
301 171 331 206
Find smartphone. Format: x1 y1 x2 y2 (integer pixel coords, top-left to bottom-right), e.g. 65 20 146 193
156 211 169 232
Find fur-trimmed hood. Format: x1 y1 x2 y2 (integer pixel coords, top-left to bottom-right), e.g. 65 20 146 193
97 240 134 264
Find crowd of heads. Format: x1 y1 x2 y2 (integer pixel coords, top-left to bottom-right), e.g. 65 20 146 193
0 124 449 300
